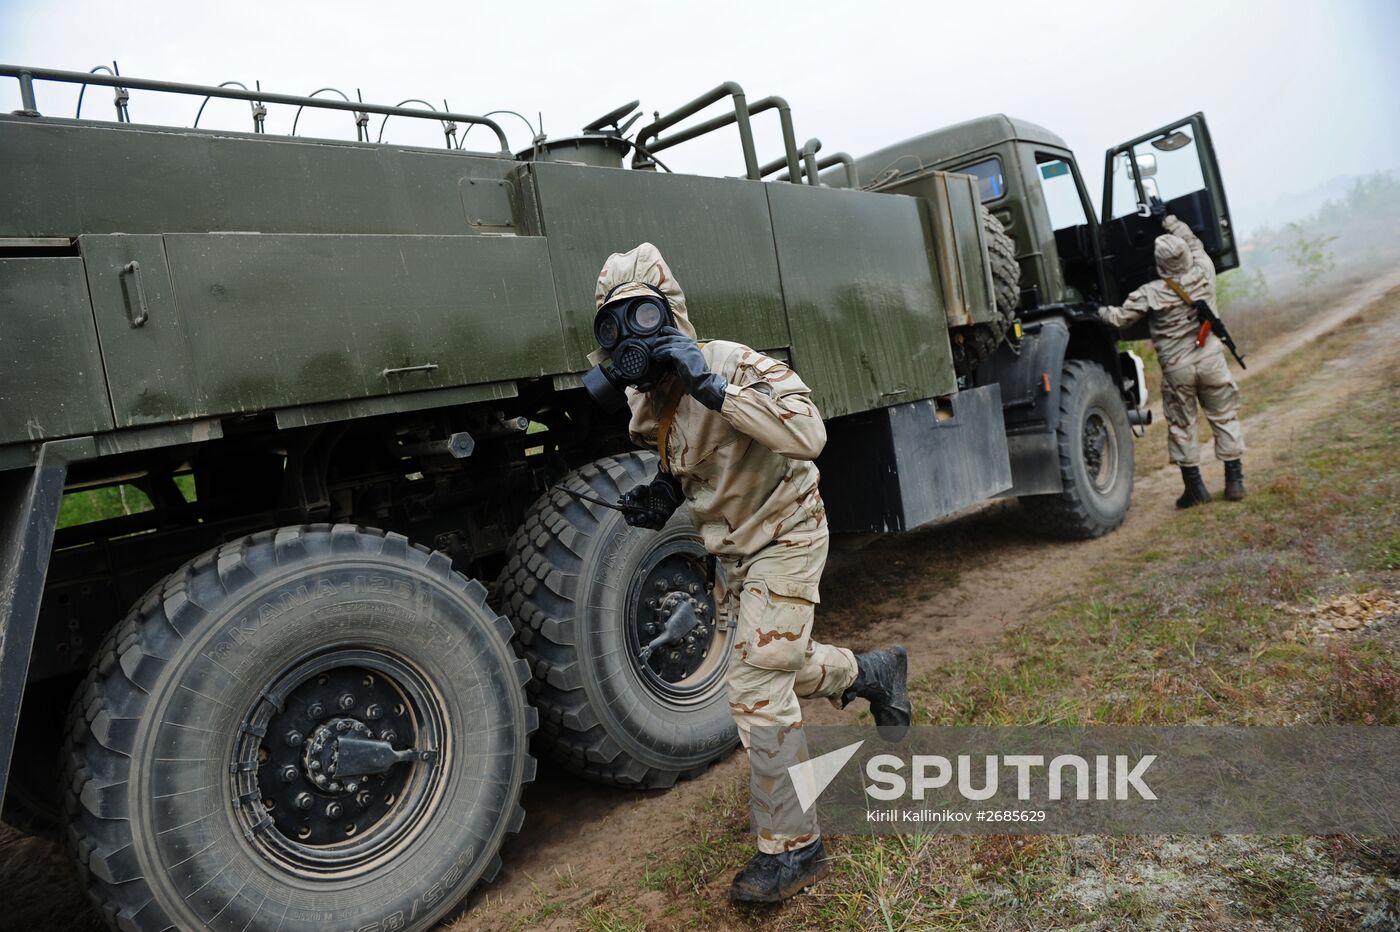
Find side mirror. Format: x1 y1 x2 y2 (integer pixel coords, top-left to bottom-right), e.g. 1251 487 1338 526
1116 151 1158 179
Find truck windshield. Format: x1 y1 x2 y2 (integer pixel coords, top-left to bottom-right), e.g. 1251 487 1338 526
956 157 1005 202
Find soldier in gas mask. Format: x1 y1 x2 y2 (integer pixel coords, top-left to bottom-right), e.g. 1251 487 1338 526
585 242 911 904
1098 203 1246 505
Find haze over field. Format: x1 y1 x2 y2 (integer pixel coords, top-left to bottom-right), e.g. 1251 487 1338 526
0 0 1395 237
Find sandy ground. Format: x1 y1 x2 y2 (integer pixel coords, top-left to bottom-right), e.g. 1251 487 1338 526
456 270 1400 931
3 271 1397 932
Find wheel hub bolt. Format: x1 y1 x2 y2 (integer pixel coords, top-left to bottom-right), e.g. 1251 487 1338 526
295 792 314 810
380 729 397 743
284 730 303 747
365 704 383 720
345 781 359 793
654 580 667 592
307 701 324 718
356 789 373 807
280 765 298 783
672 574 685 587
325 801 343 819
337 693 356 711
688 583 699 594
308 759 321 771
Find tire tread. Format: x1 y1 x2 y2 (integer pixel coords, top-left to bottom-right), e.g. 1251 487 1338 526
62 524 534 931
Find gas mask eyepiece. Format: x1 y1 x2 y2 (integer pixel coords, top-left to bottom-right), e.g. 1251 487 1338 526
583 284 676 411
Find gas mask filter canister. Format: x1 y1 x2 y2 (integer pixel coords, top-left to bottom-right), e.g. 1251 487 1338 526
582 283 676 412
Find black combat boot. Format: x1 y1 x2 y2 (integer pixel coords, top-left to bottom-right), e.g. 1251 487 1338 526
729 838 830 904
841 646 911 741
1223 459 1245 501
1176 465 1211 509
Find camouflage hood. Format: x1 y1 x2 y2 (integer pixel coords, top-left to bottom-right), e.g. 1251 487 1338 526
1154 232 1192 278
593 242 698 340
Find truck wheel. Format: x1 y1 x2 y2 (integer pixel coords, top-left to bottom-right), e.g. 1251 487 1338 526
951 205 1021 376
62 525 535 932
1021 360 1134 539
497 453 737 788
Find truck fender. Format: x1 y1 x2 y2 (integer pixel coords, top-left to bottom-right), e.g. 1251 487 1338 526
974 315 1071 435
973 314 1128 497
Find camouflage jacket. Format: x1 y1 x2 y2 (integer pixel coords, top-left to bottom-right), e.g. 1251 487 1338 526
627 342 828 578
1098 215 1221 367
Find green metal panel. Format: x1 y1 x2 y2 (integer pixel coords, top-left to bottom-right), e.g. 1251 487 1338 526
0 257 114 443
848 114 1068 189
523 163 789 370
764 184 956 418
0 116 517 237
154 233 566 415
81 235 205 427
887 172 997 328
1016 141 1071 303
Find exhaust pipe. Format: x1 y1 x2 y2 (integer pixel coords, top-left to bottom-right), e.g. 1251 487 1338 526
1127 408 1152 426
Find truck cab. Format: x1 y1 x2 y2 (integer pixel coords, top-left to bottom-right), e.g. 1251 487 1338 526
846 112 1237 325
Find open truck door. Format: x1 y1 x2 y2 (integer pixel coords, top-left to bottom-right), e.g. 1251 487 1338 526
1099 113 1237 300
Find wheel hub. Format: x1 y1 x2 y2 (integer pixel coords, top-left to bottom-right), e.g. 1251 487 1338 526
1081 408 1120 494
628 550 721 693
238 655 441 858
1083 416 1106 476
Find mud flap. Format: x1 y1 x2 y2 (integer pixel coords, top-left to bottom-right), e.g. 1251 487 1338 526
0 442 71 804
818 384 1011 532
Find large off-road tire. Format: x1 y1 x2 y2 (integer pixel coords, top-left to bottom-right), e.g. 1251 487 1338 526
951 205 1021 376
1021 360 1135 539
62 524 535 932
497 453 737 788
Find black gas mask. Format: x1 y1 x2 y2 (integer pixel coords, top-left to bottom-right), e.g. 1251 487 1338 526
582 282 677 413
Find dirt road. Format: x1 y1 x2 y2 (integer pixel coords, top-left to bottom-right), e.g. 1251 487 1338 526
457 272 1400 930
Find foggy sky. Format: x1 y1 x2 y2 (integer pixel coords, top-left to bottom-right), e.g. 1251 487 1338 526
2 0 1395 237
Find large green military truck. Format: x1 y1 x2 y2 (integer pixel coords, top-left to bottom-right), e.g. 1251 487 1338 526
0 66 1235 930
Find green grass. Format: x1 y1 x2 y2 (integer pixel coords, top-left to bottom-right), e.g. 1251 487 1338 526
56 474 195 529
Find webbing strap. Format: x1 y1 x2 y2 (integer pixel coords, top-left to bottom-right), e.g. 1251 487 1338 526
653 341 708 474
655 384 684 474
1164 277 1194 307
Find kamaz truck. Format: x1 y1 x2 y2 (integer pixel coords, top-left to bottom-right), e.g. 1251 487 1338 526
0 65 1236 930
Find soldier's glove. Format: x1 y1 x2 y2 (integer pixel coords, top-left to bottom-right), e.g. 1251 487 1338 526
651 327 728 411
618 471 683 530
1148 196 1167 220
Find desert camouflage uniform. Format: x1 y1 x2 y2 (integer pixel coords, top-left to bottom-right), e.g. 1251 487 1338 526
597 244 859 855
1099 215 1245 466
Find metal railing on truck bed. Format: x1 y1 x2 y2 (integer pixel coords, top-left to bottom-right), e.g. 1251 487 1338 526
0 64 512 153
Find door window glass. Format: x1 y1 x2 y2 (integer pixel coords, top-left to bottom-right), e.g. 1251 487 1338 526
1037 157 1089 231
954 157 1005 202
1109 126 1207 217
1109 151 1144 219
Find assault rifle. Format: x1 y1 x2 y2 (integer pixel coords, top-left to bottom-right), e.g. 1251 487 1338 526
1165 278 1246 369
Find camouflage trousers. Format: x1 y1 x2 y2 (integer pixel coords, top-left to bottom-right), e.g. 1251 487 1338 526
716 519 859 855
1159 338 1245 467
